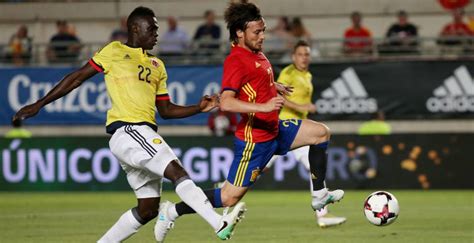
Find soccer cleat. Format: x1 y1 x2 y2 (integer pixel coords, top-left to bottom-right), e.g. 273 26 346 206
155 201 175 243
317 214 347 228
311 189 344 211
215 202 247 240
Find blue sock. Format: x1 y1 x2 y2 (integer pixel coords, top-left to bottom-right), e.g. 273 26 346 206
175 188 223 216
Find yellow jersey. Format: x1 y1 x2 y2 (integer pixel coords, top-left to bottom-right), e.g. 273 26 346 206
277 64 313 120
89 41 169 134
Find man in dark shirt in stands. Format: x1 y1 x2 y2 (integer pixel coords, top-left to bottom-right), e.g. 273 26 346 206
193 10 221 54
384 10 418 53
47 20 81 63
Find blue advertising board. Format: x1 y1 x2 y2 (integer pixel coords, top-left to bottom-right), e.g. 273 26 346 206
0 66 223 125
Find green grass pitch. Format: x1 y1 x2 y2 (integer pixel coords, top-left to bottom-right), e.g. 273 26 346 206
0 190 472 242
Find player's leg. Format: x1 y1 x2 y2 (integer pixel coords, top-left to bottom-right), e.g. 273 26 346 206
290 119 344 210
97 172 162 242
108 125 243 240
292 146 346 227
168 138 274 215
157 138 274 241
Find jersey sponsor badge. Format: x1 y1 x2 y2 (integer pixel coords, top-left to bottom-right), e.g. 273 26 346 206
152 138 162 144
255 61 261 68
151 58 159 67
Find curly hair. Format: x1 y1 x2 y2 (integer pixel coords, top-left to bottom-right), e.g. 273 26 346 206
224 0 262 43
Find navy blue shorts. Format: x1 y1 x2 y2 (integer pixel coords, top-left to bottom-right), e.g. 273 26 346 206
227 119 302 187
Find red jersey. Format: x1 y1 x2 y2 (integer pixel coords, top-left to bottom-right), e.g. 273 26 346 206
221 45 279 143
441 22 473 36
344 27 373 50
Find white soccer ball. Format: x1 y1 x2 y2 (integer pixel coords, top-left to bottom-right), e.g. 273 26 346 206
363 191 399 226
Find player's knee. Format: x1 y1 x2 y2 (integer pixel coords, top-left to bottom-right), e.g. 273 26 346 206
164 160 189 184
314 123 331 143
321 123 331 140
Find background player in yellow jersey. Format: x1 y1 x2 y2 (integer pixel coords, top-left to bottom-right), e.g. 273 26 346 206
266 40 346 228
12 6 246 242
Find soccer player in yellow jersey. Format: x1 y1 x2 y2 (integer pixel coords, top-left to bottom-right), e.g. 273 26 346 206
266 40 346 228
12 6 246 242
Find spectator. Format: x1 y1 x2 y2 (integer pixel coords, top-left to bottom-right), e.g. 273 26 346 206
343 11 373 54
47 20 82 63
5 119 32 139
110 17 128 43
382 10 418 53
193 10 221 54
266 16 292 56
159 16 190 56
358 111 391 135
291 17 312 43
4 25 32 65
438 8 473 46
207 110 237 137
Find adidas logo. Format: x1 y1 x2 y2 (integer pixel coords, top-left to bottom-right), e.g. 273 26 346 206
316 67 377 114
426 66 474 113
124 54 131 59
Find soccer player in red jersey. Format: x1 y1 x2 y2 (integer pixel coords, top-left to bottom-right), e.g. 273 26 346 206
155 1 344 240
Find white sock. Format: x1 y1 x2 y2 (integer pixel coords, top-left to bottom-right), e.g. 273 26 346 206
175 179 221 230
97 209 142 243
168 205 179 221
316 206 329 218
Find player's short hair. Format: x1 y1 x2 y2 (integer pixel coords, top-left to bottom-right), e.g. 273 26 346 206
293 40 310 53
224 0 262 43
127 6 156 30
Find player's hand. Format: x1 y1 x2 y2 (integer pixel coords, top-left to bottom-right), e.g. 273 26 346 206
306 103 317 113
261 96 285 112
12 103 42 125
274 82 293 96
199 94 219 112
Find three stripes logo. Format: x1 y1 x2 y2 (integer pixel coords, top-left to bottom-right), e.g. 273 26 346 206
426 65 474 113
316 67 377 114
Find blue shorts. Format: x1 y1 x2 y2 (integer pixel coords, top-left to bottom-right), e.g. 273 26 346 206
227 119 302 187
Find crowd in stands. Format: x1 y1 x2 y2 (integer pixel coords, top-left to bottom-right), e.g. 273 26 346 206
2 7 474 65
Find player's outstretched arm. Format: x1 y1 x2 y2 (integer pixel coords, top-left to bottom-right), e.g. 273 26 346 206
156 94 219 119
12 63 98 124
220 90 284 113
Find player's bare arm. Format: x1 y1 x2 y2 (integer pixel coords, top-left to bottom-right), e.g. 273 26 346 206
220 90 284 113
156 94 219 119
12 63 98 123
283 98 317 114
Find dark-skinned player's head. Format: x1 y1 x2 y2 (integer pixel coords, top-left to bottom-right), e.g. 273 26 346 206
224 0 265 52
127 6 159 50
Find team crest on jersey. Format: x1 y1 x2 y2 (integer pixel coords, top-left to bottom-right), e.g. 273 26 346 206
250 168 261 182
151 58 159 67
152 138 162 144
